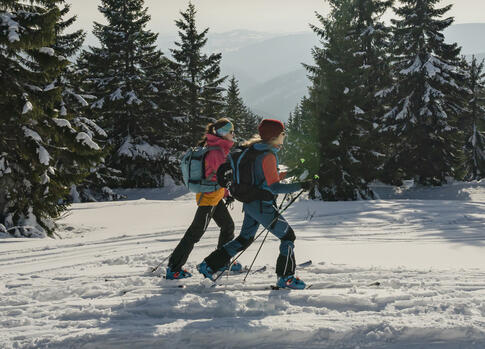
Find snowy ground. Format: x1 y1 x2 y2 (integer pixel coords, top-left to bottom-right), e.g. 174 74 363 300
1 182 485 348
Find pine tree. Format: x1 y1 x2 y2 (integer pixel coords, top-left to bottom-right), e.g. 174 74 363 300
80 0 173 187
49 3 109 203
382 0 468 186
462 56 485 180
0 0 102 237
350 0 393 184
225 76 260 142
170 2 226 145
304 0 391 200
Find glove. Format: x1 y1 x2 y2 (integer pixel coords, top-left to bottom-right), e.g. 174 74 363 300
300 179 317 191
225 196 235 206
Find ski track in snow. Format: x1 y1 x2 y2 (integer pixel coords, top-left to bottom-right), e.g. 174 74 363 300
1 187 485 348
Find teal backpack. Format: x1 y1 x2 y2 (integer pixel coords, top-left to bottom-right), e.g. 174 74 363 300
180 146 222 193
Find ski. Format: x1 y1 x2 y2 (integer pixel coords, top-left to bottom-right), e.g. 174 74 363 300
269 284 313 290
298 260 312 268
123 279 382 296
267 280 380 291
251 265 267 274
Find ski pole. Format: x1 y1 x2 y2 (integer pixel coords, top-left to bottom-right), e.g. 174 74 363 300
150 253 171 273
212 189 305 284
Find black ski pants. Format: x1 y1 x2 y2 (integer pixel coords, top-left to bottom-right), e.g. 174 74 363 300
168 200 234 271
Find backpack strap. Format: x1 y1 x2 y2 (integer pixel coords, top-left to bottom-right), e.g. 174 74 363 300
235 148 250 184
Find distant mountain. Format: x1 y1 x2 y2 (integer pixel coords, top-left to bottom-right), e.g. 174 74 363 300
240 69 310 119
444 23 485 55
221 33 318 84
157 29 282 56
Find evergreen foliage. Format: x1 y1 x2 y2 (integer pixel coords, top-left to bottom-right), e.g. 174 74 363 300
350 0 393 184
79 0 174 187
78 0 178 187
283 97 319 194
382 0 468 185
51 3 109 203
170 2 226 146
0 0 102 237
301 0 392 200
462 56 485 180
225 76 261 142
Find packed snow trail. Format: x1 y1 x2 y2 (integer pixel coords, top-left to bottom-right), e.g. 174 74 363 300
1 183 485 348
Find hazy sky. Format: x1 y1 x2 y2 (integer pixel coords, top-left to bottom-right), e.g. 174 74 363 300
67 0 485 45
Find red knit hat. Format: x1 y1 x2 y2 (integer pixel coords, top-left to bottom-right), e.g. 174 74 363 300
258 119 285 141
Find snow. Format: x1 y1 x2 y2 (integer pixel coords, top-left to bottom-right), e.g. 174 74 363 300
118 136 166 161
70 185 81 203
73 117 107 138
60 105 67 116
22 127 42 142
22 101 33 114
36 145 50 165
126 90 142 105
69 92 89 107
39 171 50 185
1 182 485 348
91 97 105 109
354 106 365 115
400 56 422 76
424 58 441 78
0 13 20 42
396 95 412 121
0 156 11 176
43 82 56 91
76 132 101 151
38 47 55 56
110 88 123 101
52 118 74 131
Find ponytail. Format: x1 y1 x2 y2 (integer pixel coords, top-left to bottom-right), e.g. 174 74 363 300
242 134 262 147
198 122 215 146
197 118 232 146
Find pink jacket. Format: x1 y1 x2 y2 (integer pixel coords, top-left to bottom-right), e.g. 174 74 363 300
195 134 233 206
204 134 234 182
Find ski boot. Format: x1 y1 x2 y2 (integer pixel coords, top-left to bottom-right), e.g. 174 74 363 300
197 261 215 280
166 267 192 280
276 275 306 290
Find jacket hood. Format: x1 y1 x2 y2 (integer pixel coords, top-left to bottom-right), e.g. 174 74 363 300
206 134 234 154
